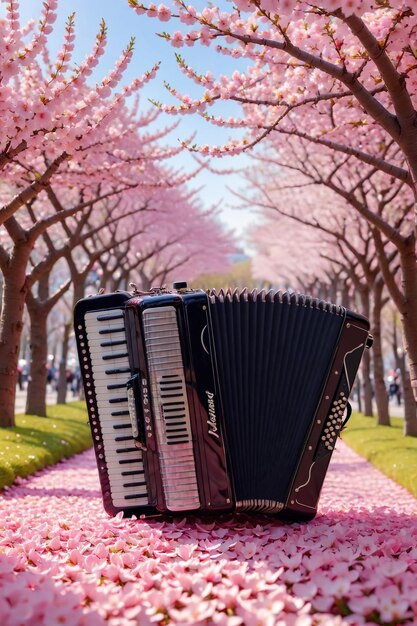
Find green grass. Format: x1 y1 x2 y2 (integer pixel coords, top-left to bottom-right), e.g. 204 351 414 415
342 412 417 499
0 402 92 490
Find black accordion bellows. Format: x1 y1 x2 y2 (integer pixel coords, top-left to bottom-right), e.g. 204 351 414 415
209 289 345 509
73 283 372 521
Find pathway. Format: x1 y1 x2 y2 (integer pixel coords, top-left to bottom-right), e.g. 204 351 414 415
350 400 404 419
0 443 416 626
14 387 79 414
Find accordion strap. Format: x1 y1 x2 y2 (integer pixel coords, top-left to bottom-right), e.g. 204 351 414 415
341 401 353 431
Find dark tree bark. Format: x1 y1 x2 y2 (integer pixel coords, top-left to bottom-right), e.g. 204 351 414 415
371 279 390 426
25 273 71 416
57 322 72 405
0 243 31 426
392 310 417 436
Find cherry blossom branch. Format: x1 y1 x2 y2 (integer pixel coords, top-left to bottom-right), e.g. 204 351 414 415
0 152 69 225
340 11 416 126
272 128 410 184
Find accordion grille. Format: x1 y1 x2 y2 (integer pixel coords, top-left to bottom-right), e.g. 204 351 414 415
209 289 345 508
142 306 200 511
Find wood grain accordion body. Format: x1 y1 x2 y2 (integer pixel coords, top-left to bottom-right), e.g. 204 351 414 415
74 285 372 521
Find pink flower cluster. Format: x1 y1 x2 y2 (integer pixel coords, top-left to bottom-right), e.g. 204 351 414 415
0 442 416 625
127 1 417 160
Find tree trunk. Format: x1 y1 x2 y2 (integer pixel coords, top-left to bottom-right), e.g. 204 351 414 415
357 287 373 417
398 241 417 434
57 322 71 405
392 312 417 435
0 255 29 426
57 279 85 404
139 269 152 291
400 368 417 436
371 281 390 425
25 306 48 416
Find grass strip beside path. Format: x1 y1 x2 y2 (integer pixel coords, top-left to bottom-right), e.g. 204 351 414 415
342 411 417 499
0 402 92 490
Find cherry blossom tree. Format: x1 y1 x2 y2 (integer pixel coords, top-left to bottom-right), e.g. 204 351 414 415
130 195 232 290
246 144 417 433
248 200 377 421
25 183 231 412
250 136 417 420
23 192 150 415
128 0 417 403
0 0 195 426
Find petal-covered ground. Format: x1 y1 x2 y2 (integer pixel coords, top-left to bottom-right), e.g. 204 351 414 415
0 442 416 626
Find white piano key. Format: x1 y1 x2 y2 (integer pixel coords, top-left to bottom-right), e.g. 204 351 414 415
109 475 146 487
113 494 149 507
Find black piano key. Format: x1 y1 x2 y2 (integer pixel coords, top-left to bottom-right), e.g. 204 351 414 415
121 470 145 476
100 339 128 347
115 435 133 442
105 367 130 375
123 481 147 488
109 396 128 404
96 312 124 321
99 326 125 335
103 351 129 360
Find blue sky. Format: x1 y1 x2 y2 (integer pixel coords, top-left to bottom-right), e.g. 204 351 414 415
17 0 258 244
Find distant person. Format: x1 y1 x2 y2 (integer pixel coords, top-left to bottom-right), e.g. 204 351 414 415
71 368 81 396
66 370 74 389
46 366 56 390
17 366 23 391
389 377 401 405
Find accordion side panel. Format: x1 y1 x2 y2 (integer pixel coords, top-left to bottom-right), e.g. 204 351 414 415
183 294 234 512
283 316 371 520
209 292 346 513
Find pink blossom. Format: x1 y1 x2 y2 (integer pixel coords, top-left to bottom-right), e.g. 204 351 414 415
170 31 184 48
179 6 197 26
157 4 171 21
0 436 417 626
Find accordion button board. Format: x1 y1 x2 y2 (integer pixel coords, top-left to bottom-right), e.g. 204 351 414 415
74 287 371 521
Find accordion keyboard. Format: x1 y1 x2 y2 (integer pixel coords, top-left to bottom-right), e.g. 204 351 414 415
84 309 149 509
143 306 200 511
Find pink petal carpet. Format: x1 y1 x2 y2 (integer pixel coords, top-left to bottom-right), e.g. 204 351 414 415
0 441 416 626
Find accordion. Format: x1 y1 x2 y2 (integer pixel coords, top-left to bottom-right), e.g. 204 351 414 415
74 283 371 521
